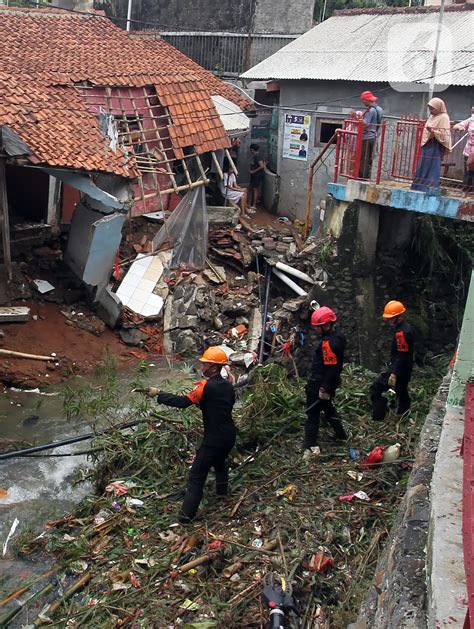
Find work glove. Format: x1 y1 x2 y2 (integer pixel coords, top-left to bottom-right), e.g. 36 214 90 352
388 373 397 388
319 388 331 401
134 386 160 397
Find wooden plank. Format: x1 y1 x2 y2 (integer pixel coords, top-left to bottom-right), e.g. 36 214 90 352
0 306 31 322
0 157 12 281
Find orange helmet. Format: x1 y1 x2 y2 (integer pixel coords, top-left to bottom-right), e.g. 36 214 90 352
382 300 406 319
199 346 228 365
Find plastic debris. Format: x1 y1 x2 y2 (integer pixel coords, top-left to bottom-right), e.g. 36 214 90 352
309 547 334 573
349 448 360 460
347 471 363 482
383 443 401 462
275 484 297 501
362 446 385 467
179 598 200 611
94 509 112 525
130 572 141 588
105 481 133 496
2 517 19 556
251 539 263 548
339 491 370 502
126 497 144 508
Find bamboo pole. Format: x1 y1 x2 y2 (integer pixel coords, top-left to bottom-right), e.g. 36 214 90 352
0 349 55 362
176 552 216 573
33 572 91 626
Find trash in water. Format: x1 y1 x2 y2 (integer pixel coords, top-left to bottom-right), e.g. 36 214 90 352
2 517 19 556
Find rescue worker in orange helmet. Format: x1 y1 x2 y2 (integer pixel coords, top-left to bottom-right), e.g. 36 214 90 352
370 300 414 421
142 346 236 522
304 306 347 452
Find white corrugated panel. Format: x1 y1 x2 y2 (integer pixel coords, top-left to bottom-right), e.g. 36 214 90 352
211 95 250 133
241 10 474 86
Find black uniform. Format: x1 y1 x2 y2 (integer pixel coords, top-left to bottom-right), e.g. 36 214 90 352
157 375 236 521
370 320 414 421
304 330 347 448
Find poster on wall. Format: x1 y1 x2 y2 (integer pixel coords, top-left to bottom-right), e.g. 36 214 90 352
282 113 311 161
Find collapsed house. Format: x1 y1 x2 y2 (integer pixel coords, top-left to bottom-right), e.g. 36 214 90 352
0 5 250 300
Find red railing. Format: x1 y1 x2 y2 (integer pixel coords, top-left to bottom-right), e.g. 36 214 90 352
333 116 468 195
390 116 424 181
334 119 364 181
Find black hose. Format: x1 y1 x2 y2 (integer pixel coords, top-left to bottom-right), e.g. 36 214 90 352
0 418 146 461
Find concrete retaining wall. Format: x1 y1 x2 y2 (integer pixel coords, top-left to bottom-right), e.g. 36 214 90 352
353 375 450 628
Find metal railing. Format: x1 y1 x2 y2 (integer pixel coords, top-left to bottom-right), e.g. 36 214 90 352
159 31 299 76
333 117 469 194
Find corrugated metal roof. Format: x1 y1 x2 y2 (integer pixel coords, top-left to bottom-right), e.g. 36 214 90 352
241 10 474 86
211 95 250 133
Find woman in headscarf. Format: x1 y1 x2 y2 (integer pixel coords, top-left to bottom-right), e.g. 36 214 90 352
453 105 474 197
411 97 452 193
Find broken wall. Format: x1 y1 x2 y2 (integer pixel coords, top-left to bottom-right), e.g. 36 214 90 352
65 204 125 290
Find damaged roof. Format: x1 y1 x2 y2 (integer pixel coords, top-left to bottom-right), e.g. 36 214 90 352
241 5 474 85
0 6 243 175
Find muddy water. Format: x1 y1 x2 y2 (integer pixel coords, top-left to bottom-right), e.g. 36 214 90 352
0 361 188 548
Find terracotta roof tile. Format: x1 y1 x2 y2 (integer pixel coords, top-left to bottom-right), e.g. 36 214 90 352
0 7 240 174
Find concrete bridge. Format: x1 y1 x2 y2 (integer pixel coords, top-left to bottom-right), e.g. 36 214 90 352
327 179 473 223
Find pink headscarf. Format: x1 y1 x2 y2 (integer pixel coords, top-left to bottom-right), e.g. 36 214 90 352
421 98 451 151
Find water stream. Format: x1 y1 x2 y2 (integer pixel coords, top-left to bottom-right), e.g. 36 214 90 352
0 360 187 548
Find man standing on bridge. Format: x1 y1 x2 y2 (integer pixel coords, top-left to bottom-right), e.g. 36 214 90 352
370 300 414 421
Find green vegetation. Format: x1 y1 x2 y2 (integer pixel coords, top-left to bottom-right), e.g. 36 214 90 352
6 357 446 627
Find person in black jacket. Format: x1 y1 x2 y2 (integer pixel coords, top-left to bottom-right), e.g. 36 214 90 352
142 346 236 523
304 306 347 452
370 300 414 421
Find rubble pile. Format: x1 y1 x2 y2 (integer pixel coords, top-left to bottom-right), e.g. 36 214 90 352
116 216 330 375
3 360 445 627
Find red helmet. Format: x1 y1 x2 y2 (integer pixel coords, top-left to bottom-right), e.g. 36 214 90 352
311 306 337 326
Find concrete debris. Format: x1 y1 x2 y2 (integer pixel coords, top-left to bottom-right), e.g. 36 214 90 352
33 279 55 294
119 328 149 347
0 307 31 323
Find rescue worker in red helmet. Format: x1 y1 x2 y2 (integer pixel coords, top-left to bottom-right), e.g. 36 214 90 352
142 346 236 522
370 300 414 421
304 306 347 452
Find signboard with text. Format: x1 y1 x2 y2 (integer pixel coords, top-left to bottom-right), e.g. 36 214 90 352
282 113 311 161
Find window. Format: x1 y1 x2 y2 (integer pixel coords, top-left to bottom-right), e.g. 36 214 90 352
315 119 343 146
